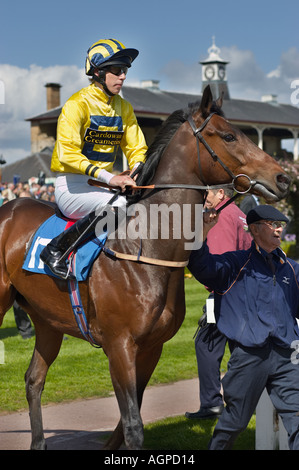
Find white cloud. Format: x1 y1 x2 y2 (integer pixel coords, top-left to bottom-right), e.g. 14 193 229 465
160 45 299 104
0 64 86 165
267 67 281 79
271 47 299 80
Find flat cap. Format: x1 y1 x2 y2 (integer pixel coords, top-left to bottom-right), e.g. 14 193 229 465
246 204 289 225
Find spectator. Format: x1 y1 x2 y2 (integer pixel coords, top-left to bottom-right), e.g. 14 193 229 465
239 194 259 215
18 190 33 198
13 301 34 340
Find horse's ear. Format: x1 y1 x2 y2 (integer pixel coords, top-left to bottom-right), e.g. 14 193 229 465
200 85 213 118
215 92 224 109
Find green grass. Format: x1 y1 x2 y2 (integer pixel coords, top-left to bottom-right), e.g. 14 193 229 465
143 415 256 450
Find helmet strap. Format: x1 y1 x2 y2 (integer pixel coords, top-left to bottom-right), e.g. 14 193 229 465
93 69 115 96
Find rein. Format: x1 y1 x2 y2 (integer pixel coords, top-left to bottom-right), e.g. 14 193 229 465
88 179 234 192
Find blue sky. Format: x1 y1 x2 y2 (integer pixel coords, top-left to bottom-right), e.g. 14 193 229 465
0 0 298 165
1 0 298 80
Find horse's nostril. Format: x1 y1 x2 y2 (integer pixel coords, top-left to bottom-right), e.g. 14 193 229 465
276 173 291 190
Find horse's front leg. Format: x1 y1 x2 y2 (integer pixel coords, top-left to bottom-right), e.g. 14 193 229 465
106 337 143 450
25 322 63 450
104 341 163 450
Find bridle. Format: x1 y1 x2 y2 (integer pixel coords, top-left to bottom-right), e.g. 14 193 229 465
186 112 258 212
188 113 237 185
187 112 257 209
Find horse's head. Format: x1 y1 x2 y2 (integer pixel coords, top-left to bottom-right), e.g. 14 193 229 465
189 86 290 202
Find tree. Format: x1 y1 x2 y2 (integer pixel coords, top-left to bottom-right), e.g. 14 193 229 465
277 159 299 257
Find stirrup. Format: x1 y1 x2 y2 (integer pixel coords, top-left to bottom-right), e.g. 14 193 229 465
43 250 76 281
64 254 76 280
51 264 76 281
54 261 75 281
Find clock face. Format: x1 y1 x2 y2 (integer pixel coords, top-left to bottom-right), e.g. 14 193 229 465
218 65 225 80
204 65 215 80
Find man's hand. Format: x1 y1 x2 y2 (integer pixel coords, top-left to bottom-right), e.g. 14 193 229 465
203 209 219 240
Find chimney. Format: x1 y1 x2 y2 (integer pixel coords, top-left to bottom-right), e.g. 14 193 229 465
261 94 278 105
45 83 61 110
141 79 160 91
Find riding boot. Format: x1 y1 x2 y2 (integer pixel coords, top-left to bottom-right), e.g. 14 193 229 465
40 211 101 280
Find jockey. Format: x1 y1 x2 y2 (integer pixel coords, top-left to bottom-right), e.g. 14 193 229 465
40 39 147 280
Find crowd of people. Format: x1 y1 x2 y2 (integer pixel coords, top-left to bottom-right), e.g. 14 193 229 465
0 179 56 205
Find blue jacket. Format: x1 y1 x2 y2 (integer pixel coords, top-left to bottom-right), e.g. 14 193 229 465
188 241 299 348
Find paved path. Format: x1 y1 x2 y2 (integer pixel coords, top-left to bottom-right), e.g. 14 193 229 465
0 379 200 450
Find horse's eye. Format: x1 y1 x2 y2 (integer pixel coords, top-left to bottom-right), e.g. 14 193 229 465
223 134 236 142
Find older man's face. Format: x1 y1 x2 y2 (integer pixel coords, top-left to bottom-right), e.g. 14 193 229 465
250 220 285 252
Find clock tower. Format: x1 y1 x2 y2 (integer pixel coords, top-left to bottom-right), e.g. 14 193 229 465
200 37 230 99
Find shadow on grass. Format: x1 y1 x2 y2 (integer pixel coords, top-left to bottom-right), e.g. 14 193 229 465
143 415 255 450
0 327 20 340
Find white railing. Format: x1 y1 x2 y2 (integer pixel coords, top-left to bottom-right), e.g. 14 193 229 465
255 390 289 450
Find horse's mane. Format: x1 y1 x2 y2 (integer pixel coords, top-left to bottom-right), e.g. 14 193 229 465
127 99 223 205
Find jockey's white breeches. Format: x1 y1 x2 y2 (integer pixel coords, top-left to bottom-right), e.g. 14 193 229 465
54 173 127 220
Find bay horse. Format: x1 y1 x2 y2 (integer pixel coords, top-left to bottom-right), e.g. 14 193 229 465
0 86 290 450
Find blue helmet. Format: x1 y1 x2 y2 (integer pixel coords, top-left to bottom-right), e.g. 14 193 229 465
85 38 139 76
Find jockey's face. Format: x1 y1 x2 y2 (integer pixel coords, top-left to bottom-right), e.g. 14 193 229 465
105 69 126 95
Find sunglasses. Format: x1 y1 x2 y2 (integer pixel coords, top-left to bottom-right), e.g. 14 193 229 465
255 221 287 229
106 66 128 76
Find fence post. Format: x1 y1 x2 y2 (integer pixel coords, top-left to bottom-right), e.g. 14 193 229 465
255 389 288 450
0 340 4 364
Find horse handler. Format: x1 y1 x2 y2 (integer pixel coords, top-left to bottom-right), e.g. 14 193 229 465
188 205 299 450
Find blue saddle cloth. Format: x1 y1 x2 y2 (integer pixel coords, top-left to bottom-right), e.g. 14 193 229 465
23 214 107 281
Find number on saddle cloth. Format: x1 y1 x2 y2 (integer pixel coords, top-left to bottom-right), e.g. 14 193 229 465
22 213 107 281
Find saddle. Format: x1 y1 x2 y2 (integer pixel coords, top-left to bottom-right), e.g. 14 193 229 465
23 211 107 281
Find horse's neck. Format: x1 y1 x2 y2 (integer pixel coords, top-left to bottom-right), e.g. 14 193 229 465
114 173 203 265
112 126 204 262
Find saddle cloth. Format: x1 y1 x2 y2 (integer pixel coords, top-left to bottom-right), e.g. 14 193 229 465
23 214 107 281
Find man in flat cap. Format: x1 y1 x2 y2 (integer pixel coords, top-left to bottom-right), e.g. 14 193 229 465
188 205 299 450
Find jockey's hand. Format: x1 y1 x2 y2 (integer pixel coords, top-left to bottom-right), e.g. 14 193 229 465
109 174 137 193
